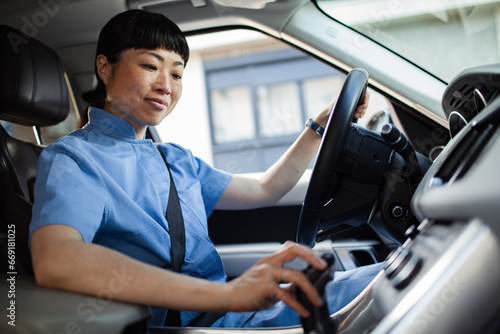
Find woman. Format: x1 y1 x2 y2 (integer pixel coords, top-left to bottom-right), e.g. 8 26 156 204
29 9 379 327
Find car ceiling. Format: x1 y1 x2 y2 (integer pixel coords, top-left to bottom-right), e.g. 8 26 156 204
0 0 127 50
0 0 313 108
0 0 448 124
0 0 308 53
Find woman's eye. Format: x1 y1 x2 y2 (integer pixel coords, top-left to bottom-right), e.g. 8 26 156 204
143 64 157 70
173 74 182 80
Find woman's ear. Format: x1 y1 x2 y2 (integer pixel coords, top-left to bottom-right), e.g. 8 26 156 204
96 54 110 85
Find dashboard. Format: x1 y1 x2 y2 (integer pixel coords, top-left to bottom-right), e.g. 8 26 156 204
214 64 500 334
332 64 500 334
414 64 500 238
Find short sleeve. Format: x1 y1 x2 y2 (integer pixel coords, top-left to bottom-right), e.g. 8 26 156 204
29 145 108 243
194 156 232 216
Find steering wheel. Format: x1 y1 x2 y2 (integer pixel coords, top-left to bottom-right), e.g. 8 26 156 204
297 68 369 248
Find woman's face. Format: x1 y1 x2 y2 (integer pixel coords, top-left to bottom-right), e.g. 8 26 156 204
97 48 184 139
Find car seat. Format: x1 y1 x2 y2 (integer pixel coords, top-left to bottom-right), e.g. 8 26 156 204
0 25 154 334
0 25 69 276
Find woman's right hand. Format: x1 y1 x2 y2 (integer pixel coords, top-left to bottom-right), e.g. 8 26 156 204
224 241 327 317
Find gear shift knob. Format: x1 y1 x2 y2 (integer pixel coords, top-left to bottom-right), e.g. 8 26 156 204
296 253 337 334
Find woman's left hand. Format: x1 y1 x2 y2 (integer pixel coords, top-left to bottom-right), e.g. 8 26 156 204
313 90 370 127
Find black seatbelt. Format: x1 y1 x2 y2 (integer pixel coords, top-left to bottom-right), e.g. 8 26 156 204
157 147 185 327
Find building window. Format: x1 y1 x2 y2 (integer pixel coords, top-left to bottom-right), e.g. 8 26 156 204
303 76 345 120
205 48 345 173
257 82 302 138
211 86 255 144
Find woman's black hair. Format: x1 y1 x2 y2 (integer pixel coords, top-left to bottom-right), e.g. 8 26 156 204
90 9 190 108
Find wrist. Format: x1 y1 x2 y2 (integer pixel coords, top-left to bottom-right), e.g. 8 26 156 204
208 281 235 312
305 118 324 137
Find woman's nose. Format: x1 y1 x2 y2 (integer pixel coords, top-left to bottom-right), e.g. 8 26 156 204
154 73 171 94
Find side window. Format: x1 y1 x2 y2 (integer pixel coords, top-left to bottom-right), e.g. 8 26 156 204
156 30 391 173
204 49 348 173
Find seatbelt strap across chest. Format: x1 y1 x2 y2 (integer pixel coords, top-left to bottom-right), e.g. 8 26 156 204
157 147 185 327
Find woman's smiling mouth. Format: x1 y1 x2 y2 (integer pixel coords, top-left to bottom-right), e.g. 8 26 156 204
145 97 168 110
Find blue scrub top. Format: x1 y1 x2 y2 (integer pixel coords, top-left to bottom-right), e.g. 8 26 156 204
29 107 232 326
29 107 386 328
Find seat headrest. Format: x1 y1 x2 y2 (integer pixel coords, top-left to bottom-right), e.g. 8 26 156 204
0 25 69 127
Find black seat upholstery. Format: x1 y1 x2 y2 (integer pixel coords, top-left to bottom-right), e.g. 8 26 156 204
0 25 69 275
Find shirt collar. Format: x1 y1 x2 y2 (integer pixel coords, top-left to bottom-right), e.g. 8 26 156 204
87 107 140 140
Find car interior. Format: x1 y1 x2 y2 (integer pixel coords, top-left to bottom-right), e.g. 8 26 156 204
1 0 499 333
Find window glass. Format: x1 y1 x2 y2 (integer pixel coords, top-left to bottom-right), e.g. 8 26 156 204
167 29 394 172
303 75 345 120
317 0 500 82
257 82 302 138
210 86 255 144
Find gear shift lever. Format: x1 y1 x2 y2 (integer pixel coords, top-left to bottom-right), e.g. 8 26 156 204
296 253 336 334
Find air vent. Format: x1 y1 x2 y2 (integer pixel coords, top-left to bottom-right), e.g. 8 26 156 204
442 63 500 120
450 84 475 110
434 123 495 186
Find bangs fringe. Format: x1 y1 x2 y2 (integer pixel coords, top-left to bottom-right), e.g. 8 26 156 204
126 12 190 65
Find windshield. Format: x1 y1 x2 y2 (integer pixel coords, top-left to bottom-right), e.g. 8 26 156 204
316 0 500 83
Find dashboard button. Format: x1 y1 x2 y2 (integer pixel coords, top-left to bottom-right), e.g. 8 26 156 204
391 254 423 290
384 247 411 279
